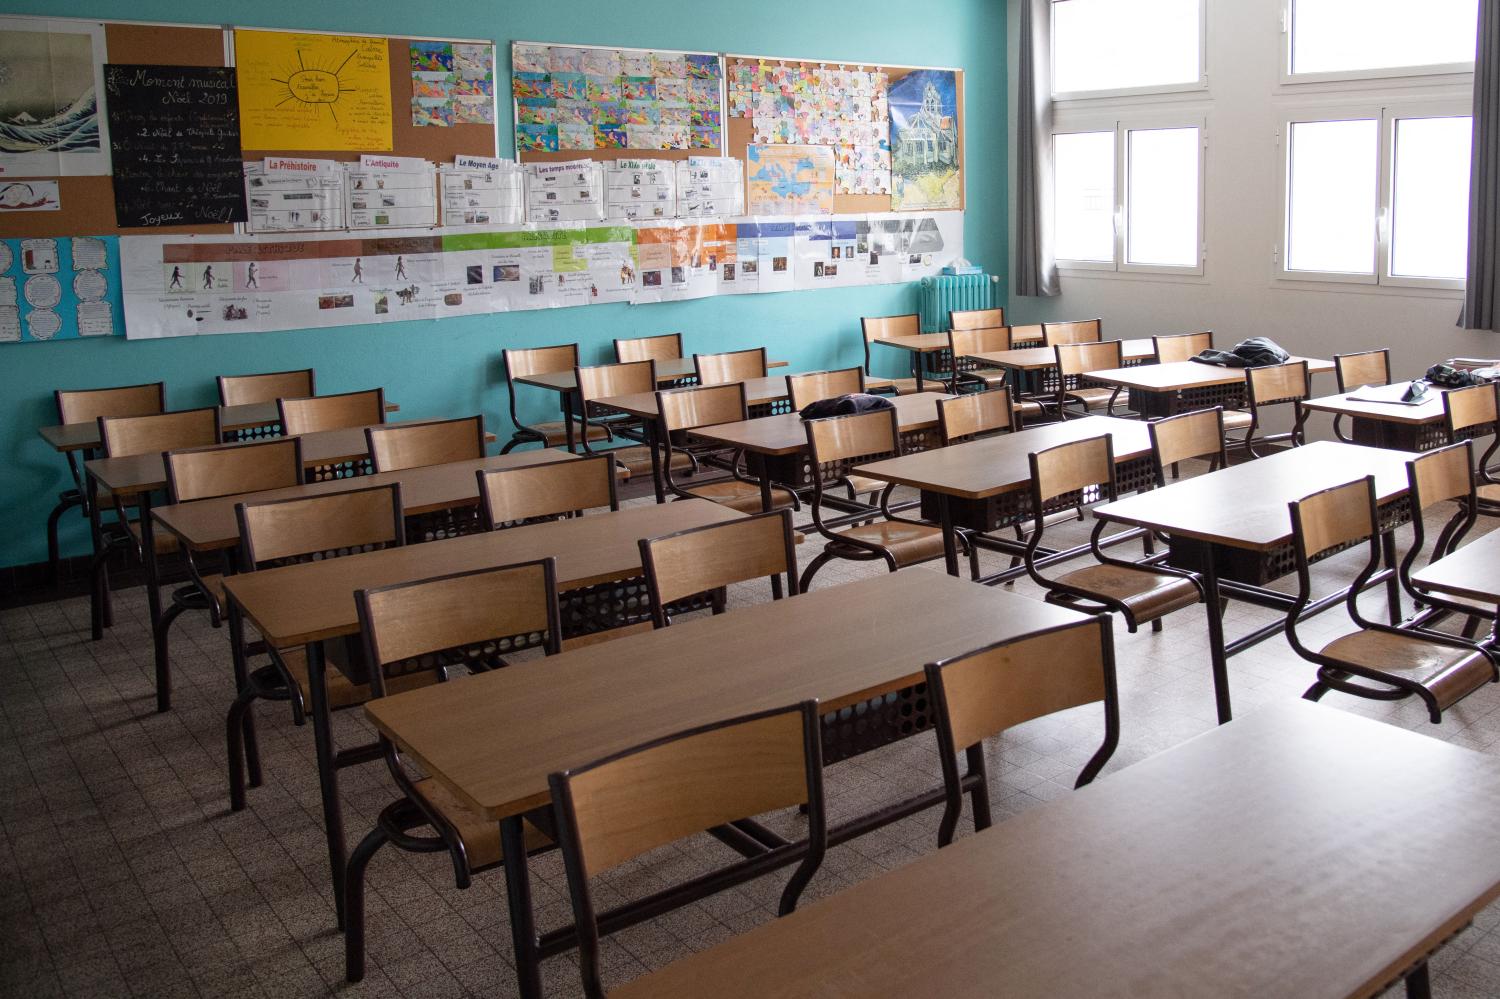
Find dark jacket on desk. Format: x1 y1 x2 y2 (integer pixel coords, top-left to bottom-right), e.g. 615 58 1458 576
798 393 896 420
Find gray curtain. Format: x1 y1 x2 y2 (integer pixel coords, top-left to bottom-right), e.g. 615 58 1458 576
1463 0 1498 330
1015 0 1059 297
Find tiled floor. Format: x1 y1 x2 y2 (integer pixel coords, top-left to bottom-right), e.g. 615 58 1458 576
4 470 1500 998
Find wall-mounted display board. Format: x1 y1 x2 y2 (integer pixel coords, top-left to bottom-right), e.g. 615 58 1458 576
0 236 123 343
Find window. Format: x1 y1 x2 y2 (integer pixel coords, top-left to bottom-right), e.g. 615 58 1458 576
1286 0 1478 81
1052 120 1204 274
1280 107 1472 287
1052 0 1205 97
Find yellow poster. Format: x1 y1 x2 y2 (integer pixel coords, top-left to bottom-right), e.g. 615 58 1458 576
235 30 393 151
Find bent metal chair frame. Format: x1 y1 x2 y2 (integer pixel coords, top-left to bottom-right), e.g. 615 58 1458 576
1397 442 1493 637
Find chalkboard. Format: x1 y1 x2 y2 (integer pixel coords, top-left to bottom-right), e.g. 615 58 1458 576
103 64 249 227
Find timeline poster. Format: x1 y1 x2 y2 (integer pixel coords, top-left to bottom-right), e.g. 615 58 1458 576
104 64 248 227
0 236 122 344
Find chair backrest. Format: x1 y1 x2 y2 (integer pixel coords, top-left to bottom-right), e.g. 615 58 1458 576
938 389 1016 444
656 382 749 434
99 408 219 459
237 482 404 569
1043 319 1103 347
949 325 1012 359
1246 361 1311 407
949 307 1005 331
366 416 485 473
550 701 826 999
1408 440 1475 512
614 333 683 363
1444 382 1500 435
1055 339 1124 378
503 343 580 380
478 454 618 528
805 407 901 468
1334 349 1392 392
640 511 799 625
1148 408 1228 482
218 369 315 407
1152 332 1213 364
694 347 767 385
1289 476 1377 563
164 437 304 504
1029 434 1114 508
56 382 165 426
278 388 386 436
356 559 562 697
861 313 920 343
1010 323 1044 345
575 360 658 405
785 367 866 410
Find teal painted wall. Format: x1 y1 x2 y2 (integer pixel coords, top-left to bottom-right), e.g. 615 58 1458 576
0 0 1007 569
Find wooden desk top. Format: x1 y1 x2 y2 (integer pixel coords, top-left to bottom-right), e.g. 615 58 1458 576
598 375 794 419
366 569 1091 821
152 449 577 552
223 498 740 648
39 400 400 452
875 332 953 353
689 393 956 456
967 339 1154 371
1302 390 1447 426
515 357 787 393
616 700 1500 999
1095 441 1413 550
1083 357 1334 392
1412 528 1500 605
855 416 1152 500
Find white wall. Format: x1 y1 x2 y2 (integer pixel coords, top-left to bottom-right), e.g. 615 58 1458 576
1007 0 1496 439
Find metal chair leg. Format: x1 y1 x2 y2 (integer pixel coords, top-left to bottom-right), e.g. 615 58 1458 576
343 825 390 983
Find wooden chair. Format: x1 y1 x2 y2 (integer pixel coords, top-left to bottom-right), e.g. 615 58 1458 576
1042 319 1103 347
614 332 683 363
48 381 165 584
800 408 977 588
694 347 768 385
656 383 797 513
786 367 865 410
1290 476 1496 723
1443 382 1500 519
1009 323 1044 346
861 313 926 395
501 344 611 453
278 388 386 435
97 408 222 563
550 700 827 999
949 325 1013 392
1023 435 1205 633
225 483 405 812
937 389 1019 444
926 616 1119 847
1398 442 1492 637
478 453 619 528
343 558 562 984
640 510 800 625
1054 340 1124 418
1152 331 1213 364
1331 349 1392 442
575 359 683 478
366 415 485 473
218 369 315 406
949 307 1005 330
1148 407 1228 485
1226 361 1310 457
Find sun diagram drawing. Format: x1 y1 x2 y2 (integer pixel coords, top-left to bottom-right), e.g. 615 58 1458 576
234 30 393 151
272 47 360 125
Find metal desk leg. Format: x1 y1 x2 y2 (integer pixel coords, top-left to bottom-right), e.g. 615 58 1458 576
912 352 925 393
1201 555 1233 725
1381 530 1402 625
138 494 169 712
562 390 577 453
749 452 783 599
502 816 543 999
86 475 109 640
306 639 347 929
937 493 960 577
647 418 666 504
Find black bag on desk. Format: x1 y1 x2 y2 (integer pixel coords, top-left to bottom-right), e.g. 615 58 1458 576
799 393 895 420
1190 337 1291 369
1426 363 1500 388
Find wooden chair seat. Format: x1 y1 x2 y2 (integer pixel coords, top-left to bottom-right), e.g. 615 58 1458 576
885 377 931 396
561 621 654 650
826 521 947 566
1016 399 1045 418
684 479 797 513
125 519 180 555
1064 387 1119 409
607 446 692 478
1049 564 1202 622
277 646 437 712
965 370 1010 389
1221 410 1254 431
1319 631 1496 711
845 474 887 497
534 421 610 447
411 778 551 869
1477 483 1500 504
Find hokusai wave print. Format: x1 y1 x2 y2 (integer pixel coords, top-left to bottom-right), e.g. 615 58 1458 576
0 17 111 176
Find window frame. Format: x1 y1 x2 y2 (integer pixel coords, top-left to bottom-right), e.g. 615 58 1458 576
1050 0 1210 102
1280 0 1478 87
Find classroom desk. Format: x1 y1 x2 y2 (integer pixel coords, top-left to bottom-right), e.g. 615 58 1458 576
962 339 1155 403
38 399 402 452
871 332 957 391
1412 528 1500 645
1301 390 1451 452
1081 357 1335 418
854 416 1154 578
616 700 1500 999
1094 442 1415 724
220 498 742 927
363 569 1092 999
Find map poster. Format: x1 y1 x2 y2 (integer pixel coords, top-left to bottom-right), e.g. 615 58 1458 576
889 69 960 211
745 144 834 216
235 30 393 151
0 17 111 176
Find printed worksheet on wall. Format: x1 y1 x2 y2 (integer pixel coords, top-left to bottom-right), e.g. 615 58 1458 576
676 157 744 218
524 160 604 224
439 156 524 226
345 155 438 230
604 159 676 221
243 158 347 233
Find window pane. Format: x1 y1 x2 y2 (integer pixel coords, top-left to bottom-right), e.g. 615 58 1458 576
1054 131 1115 262
1292 0 1477 75
1392 116 1472 280
1126 127 1199 268
1286 119 1378 274
1053 0 1201 93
